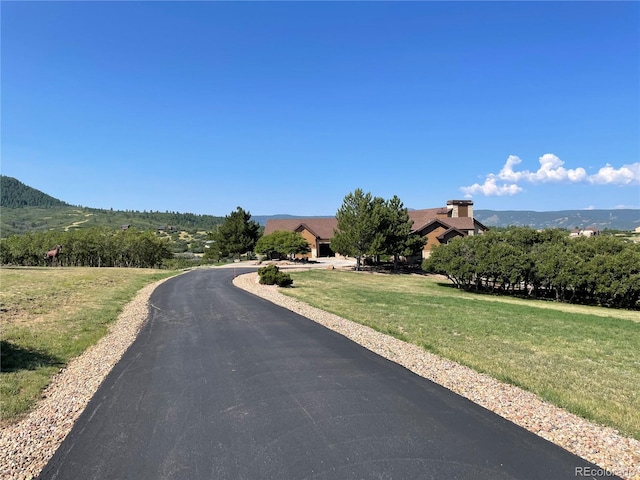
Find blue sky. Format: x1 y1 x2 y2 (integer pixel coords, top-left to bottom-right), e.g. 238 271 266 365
2 1 638 216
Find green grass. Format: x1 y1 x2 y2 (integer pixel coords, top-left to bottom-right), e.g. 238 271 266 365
282 270 640 440
0 267 177 424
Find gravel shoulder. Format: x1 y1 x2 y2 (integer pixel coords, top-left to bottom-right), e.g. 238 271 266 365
1 269 637 480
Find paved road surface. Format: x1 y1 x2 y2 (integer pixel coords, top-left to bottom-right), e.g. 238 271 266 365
39 268 617 479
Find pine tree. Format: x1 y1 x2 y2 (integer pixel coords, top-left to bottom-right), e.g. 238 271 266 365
211 207 260 260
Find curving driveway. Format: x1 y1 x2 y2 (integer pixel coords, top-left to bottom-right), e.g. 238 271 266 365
39 268 617 479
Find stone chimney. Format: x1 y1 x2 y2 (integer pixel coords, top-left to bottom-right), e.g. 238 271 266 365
447 200 474 218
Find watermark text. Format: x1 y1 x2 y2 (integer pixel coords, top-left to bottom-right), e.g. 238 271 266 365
575 466 638 478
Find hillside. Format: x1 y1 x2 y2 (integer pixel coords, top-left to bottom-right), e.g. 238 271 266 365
0 176 70 208
474 209 640 231
0 176 224 237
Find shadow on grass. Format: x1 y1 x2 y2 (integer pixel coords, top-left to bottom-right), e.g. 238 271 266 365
435 281 458 289
0 340 63 373
357 264 428 275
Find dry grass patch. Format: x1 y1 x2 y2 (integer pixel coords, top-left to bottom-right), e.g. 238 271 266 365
0 267 176 424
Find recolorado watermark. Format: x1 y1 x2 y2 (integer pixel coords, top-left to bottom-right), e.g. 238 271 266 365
575 466 637 478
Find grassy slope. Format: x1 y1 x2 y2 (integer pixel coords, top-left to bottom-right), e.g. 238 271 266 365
0 267 177 423
0 206 224 237
282 270 640 440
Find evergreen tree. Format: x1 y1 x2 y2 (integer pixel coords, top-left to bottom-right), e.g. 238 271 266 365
378 195 425 270
331 189 385 271
211 207 260 260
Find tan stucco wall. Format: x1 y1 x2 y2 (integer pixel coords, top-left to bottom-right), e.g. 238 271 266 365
297 228 317 258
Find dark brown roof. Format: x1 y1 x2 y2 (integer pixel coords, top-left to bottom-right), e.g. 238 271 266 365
437 227 466 241
411 217 485 235
438 217 477 231
407 208 448 229
264 218 337 240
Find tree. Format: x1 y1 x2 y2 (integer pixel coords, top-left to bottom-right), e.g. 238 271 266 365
421 226 639 308
202 237 228 262
210 207 260 260
424 237 477 289
0 227 173 267
331 189 384 271
255 230 310 260
377 195 425 270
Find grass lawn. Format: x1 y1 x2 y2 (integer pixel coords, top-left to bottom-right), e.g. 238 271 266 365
282 269 640 440
0 267 177 424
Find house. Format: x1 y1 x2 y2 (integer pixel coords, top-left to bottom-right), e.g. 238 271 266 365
582 226 600 237
263 199 488 260
264 218 338 258
407 200 487 257
570 226 601 237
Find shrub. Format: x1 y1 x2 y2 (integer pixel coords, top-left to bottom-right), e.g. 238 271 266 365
276 272 293 287
258 264 293 287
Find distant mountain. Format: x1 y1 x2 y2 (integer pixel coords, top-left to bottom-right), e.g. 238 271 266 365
0 175 70 208
474 209 640 231
252 214 333 226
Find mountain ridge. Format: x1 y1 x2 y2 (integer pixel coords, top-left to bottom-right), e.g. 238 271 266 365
474 209 640 231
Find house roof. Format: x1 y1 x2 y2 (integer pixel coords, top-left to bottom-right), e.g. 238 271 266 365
407 208 448 228
411 216 480 234
437 227 466 241
264 218 337 240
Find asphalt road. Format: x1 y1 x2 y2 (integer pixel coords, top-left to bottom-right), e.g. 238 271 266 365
39 268 617 480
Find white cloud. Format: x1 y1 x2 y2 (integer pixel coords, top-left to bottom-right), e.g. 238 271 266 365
462 154 640 197
497 155 525 182
497 154 587 184
461 175 523 197
588 163 640 185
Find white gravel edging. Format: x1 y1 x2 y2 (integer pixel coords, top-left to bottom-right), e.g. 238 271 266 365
0 277 172 480
233 272 640 480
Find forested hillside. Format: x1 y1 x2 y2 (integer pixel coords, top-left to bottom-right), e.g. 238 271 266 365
0 176 70 208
